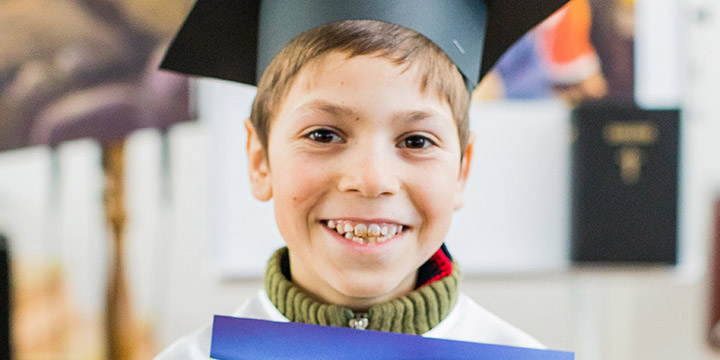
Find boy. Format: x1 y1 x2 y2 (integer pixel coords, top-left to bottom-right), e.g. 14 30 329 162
156 1 569 358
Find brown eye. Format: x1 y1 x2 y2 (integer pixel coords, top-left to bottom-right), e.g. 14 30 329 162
400 135 433 149
307 129 341 143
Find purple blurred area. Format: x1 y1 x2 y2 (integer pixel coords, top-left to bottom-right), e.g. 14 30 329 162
0 0 192 152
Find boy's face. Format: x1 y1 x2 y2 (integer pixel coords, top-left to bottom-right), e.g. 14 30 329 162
247 52 473 309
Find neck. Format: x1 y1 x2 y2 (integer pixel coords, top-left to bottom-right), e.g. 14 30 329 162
264 247 459 334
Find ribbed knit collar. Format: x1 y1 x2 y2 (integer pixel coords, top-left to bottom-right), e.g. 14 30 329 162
264 247 459 335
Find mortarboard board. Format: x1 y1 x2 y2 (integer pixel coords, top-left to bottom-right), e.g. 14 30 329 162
161 0 570 93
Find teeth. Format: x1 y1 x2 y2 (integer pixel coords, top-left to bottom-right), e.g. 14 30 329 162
367 224 381 237
388 226 397 237
328 220 405 245
354 224 367 236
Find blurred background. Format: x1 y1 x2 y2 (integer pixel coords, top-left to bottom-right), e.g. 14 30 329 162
0 0 718 359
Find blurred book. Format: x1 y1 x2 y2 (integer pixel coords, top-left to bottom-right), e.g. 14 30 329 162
571 102 679 264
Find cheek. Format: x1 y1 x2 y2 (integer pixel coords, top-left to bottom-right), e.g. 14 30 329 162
274 155 325 194
410 161 460 230
270 151 330 221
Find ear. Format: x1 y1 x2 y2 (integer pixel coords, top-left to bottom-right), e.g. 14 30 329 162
245 118 272 201
454 132 475 211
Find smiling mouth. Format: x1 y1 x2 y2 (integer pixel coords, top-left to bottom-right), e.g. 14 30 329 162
321 220 407 245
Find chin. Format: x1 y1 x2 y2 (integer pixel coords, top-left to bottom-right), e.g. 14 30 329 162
330 268 415 304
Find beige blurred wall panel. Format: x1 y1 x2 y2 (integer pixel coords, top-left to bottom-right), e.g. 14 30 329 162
461 272 719 360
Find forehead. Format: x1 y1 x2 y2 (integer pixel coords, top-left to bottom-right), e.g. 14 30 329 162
276 52 454 122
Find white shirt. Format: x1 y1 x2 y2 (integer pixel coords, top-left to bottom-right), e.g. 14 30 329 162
155 290 543 359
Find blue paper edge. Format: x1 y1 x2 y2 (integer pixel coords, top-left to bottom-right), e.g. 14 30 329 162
210 315 574 360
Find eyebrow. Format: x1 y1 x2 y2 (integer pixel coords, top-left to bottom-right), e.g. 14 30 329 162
295 100 359 119
391 109 439 124
296 100 445 124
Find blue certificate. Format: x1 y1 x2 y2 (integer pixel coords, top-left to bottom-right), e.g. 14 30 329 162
211 316 574 360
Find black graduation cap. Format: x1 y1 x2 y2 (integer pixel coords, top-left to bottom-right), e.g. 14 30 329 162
161 0 570 93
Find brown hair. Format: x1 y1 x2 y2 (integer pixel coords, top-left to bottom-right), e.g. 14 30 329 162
250 20 470 155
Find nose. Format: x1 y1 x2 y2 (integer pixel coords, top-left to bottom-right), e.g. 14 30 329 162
337 138 399 198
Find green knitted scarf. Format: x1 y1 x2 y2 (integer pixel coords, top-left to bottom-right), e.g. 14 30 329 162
264 247 459 334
